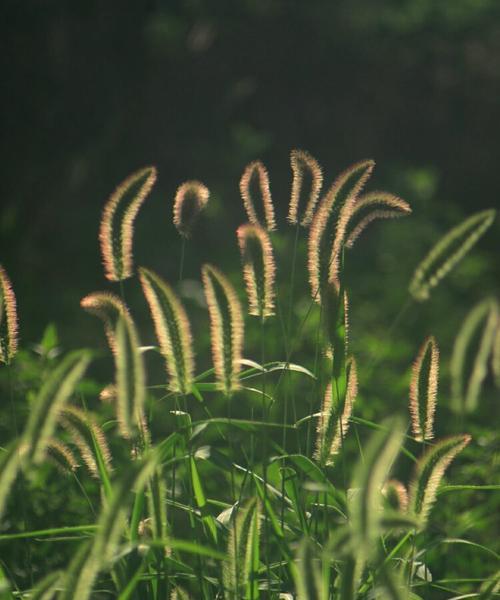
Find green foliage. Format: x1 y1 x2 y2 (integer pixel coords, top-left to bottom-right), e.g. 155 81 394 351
0 156 498 599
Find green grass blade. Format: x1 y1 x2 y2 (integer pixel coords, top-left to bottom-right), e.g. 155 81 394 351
66 451 159 600
115 316 146 438
294 538 325 600
190 455 218 544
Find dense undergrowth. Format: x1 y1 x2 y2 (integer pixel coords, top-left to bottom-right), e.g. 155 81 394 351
0 152 499 599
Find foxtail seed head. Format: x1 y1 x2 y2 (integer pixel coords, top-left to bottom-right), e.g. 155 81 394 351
138 267 195 394
173 180 209 238
201 264 244 395
383 479 409 512
288 149 323 227
344 191 411 249
99 166 157 281
308 160 374 302
409 434 471 527
315 357 358 465
60 405 113 478
409 336 439 442
239 160 276 231
80 292 130 355
409 209 496 302
0 264 18 365
46 439 79 475
237 224 276 320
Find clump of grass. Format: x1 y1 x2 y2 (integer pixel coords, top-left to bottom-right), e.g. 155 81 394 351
0 153 497 599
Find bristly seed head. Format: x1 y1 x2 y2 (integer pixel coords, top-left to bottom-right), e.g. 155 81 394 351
201 264 244 395
237 223 276 320
409 335 439 442
239 160 276 232
288 149 323 227
99 166 157 281
308 159 375 303
80 292 130 355
138 267 195 394
173 180 210 238
0 264 18 365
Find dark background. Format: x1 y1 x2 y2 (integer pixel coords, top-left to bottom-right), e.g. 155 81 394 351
2 0 500 349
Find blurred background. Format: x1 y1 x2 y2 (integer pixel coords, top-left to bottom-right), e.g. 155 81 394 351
1 1 500 591
2 0 500 349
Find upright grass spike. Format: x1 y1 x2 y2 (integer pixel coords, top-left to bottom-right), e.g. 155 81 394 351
239 160 276 232
409 335 439 442
138 267 195 394
408 434 471 528
80 291 130 354
293 538 325 600
330 190 410 292
409 209 496 301
60 405 112 479
201 264 244 395
343 191 412 249
350 416 405 562
22 350 91 464
114 315 146 439
288 149 324 227
382 479 409 512
173 180 210 238
450 298 498 414
222 496 261 600
0 264 18 365
99 165 157 281
308 159 375 302
46 439 79 475
314 357 358 465
63 451 159 600
237 223 276 320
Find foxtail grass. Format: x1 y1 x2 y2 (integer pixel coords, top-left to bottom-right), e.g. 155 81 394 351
409 335 439 442
239 160 276 232
0 264 18 365
99 166 157 281
173 180 210 238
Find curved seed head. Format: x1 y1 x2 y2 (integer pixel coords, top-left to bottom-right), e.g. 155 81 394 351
173 180 209 238
409 336 439 442
139 267 195 394
99 166 157 281
409 209 495 302
239 160 276 231
80 292 130 355
383 479 409 512
201 264 244 395
344 191 411 249
308 159 374 302
288 149 323 227
237 223 276 320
